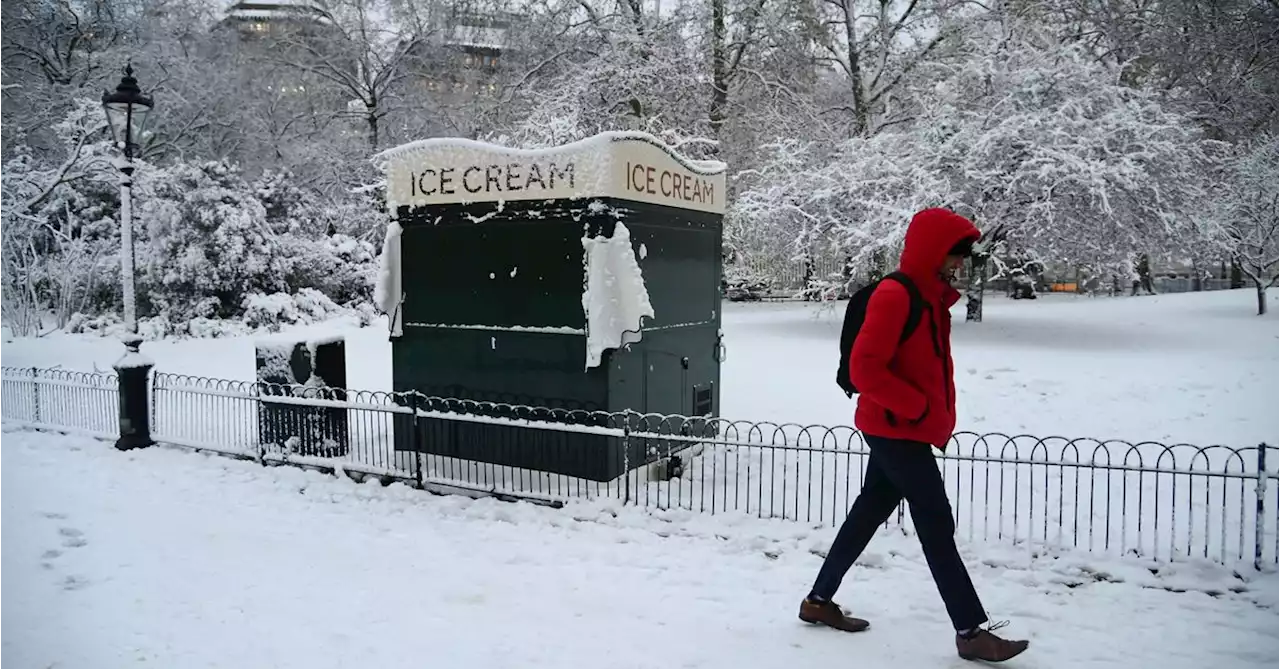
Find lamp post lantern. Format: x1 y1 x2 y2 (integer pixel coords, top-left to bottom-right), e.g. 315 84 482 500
102 63 153 334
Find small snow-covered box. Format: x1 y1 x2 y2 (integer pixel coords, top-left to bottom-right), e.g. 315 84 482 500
375 132 726 481
255 335 348 458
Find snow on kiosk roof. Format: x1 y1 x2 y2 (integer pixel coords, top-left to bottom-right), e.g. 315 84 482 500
376 132 727 216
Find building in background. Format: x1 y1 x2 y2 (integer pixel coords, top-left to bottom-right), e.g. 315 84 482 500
219 1 335 40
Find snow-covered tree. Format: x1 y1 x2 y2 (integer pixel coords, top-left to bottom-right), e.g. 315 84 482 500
0 0 145 86
730 131 955 297
921 28 1220 320
1207 136 1278 315
482 4 711 149
810 0 979 137
1026 0 1278 144
263 0 432 151
0 98 120 336
730 24 1222 317
4 0 1273 336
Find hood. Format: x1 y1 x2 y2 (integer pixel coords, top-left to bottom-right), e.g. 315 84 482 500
899 208 980 279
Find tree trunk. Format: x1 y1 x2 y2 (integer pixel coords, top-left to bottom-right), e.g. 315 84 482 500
709 0 729 141
1257 281 1268 315
965 255 987 322
1136 254 1155 295
802 253 815 301
869 248 887 282
366 92 380 150
1231 260 1244 289
840 0 867 135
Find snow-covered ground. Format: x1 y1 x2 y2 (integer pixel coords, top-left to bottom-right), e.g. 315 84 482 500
725 289 1279 447
2 289 1275 446
2 430 1276 669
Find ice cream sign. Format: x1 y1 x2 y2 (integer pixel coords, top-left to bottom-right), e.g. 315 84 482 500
621 160 717 207
406 161 576 199
377 132 727 215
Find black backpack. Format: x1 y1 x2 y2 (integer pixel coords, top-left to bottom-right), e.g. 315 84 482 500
836 272 927 398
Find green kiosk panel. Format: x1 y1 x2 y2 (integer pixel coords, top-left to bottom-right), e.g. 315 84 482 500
375 132 725 481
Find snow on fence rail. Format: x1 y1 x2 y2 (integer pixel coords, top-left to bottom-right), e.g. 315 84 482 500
2 366 1276 568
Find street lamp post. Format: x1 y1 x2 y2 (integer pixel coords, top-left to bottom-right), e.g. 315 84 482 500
102 63 153 334
103 63 156 452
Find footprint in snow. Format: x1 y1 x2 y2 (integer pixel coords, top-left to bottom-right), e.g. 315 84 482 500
59 527 87 549
62 575 91 591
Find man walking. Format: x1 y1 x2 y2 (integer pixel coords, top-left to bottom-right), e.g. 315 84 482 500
799 208 1029 663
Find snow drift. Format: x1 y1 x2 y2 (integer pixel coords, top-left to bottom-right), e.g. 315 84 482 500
374 220 404 336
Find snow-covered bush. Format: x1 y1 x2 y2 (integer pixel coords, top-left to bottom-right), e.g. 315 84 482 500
252 169 314 230
3 140 384 338
122 159 379 333
275 233 378 306
241 289 346 329
133 160 286 322
66 311 254 339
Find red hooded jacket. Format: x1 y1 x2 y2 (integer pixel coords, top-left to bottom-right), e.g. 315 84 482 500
850 209 979 449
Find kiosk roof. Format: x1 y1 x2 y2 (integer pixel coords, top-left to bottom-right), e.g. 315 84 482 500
377 131 727 216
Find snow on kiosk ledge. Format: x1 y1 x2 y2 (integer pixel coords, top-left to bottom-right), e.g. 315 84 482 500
582 221 654 369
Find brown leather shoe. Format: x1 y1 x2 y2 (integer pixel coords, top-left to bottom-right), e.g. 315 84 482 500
956 621 1029 662
798 598 870 632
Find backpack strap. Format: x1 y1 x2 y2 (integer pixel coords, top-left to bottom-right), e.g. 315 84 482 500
883 272 926 344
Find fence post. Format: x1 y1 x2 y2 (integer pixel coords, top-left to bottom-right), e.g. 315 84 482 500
1256 443 1268 571
113 334 154 451
150 370 157 435
31 366 41 425
622 418 631 505
409 393 423 488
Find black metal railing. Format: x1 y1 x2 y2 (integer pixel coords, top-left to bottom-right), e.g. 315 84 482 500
2 366 1276 568
1 367 119 437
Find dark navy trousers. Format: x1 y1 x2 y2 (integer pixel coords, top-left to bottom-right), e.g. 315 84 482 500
810 434 987 631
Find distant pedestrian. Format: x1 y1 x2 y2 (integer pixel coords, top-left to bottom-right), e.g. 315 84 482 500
801 208 1029 663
